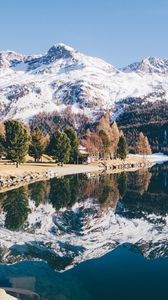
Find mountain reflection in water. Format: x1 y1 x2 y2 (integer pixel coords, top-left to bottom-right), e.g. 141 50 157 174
0 164 168 272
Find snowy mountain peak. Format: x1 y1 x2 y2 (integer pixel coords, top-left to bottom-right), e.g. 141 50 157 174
122 56 168 74
0 44 168 121
47 43 76 59
0 50 23 69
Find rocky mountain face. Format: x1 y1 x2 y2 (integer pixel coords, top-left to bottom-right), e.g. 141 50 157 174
0 43 168 122
122 56 168 74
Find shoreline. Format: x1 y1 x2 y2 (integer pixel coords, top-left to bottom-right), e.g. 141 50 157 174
0 164 102 193
0 154 167 193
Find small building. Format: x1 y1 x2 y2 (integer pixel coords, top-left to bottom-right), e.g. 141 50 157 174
78 145 99 163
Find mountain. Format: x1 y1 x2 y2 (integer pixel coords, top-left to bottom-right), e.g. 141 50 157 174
1 43 168 122
122 56 168 74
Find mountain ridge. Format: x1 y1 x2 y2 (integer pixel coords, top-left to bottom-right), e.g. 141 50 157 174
0 43 168 122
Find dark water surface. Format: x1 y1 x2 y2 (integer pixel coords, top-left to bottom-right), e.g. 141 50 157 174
0 163 168 299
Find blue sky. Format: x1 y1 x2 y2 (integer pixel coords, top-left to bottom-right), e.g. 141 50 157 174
0 0 168 67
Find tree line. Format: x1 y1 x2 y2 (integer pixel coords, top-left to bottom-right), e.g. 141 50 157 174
0 113 152 167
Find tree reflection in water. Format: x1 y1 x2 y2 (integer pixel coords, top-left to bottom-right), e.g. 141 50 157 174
0 164 168 271
2 187 30 231
0 167 165 231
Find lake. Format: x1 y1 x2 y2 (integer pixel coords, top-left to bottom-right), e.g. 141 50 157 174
0 163 168 299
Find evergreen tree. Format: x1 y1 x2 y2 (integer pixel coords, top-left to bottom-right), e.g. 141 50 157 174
117 135 128 160
135 132 152 155
48 130 71 164
29 128 46 162
64 128 79 163
4 120 29 167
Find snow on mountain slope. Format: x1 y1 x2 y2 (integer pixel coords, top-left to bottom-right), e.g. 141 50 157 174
122 56 168 74
0 44 168 121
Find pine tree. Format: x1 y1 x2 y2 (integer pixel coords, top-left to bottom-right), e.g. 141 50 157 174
4 120 29 167
135 132 152 155
117 135 128 160
48 130 71 164
29 128 46 162
65 128 79 163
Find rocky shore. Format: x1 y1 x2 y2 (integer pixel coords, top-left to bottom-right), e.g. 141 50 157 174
0 169 58 192
0 163 104 192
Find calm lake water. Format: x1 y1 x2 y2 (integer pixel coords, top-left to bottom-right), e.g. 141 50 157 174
0 163 168 299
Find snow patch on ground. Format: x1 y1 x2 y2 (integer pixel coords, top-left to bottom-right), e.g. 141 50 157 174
133 153 168 164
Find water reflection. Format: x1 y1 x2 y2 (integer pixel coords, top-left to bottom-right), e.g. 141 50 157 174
0 164 168 272
2 187 30 231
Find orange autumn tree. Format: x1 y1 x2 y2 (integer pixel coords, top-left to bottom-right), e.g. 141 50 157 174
96 113 120 159
81 130 103 159
135 132 152 156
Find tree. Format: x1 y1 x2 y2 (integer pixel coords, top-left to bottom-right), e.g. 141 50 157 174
96 112 111 135
117 135 128 160
4 120 29 167
135 132 152 156
47 130 71 164
97 113 111 157
0 122 5 158
98 129 110 159
29 128 47 162
65 128 79 163
81 129 103 159
96 113 120 159
110 121 120 157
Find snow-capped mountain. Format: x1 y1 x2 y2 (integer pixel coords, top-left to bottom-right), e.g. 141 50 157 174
122 56 168 74
0 43 168 121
